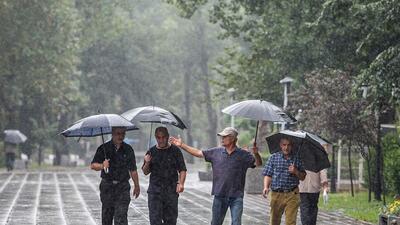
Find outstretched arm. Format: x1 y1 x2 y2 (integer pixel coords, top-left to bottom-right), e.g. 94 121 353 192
169 136 204 158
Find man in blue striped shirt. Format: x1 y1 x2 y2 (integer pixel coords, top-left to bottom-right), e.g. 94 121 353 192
262 137 306 225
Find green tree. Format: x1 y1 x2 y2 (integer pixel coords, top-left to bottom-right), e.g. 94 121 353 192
169 0 325 105
290 69 375 197
382 133 400 195
169 0 400 201
0 0 82 162
312 0 400 201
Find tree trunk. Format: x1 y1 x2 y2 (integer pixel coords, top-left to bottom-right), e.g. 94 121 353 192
348 142 354 197
201 74 217 147
330 144 336 193
374 103 383 201
256 121 269 151
54 113 68 166
367 146 372 202
198 22 217 147
183 66 194 163
38 143 42 166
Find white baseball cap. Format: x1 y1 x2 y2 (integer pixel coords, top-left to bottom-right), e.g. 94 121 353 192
217 127 238 137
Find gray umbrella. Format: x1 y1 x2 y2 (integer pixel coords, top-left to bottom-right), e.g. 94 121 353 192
60 114 138 173
222 99 296 145
121 106 186 129
222 99 295 123
4 130 27 144
266 130 331 172
60 114 138 137
122 106 186 148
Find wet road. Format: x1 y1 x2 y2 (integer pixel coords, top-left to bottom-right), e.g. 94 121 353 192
0 166 373 225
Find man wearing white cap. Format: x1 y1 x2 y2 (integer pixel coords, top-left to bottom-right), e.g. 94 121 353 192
170 127 262 225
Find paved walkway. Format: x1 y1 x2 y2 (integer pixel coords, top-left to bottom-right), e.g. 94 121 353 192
0 164 374 225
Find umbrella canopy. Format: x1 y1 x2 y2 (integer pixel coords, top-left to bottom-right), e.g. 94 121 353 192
222 99 296 123
121 106 186 129
4 130 27 144
266 130 331 172
60 114 138 137
222 99 296 146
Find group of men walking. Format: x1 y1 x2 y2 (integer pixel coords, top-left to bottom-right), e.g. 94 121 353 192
90 126 327 225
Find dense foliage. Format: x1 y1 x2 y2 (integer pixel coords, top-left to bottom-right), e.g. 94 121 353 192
168 0 400 200
0 0 398 202
0 0 227 164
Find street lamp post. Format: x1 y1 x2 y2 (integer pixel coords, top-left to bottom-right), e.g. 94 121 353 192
227 88 236 128
279 77 294 130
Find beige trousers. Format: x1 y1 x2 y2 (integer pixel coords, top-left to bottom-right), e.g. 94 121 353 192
269 188 300 225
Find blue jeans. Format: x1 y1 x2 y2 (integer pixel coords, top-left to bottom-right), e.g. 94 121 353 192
211 196 243 225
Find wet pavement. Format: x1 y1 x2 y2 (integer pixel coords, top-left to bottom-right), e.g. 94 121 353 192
0 164 374 225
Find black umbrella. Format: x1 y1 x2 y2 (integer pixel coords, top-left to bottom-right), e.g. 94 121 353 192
60 114 139 173
121 106 186 148
121 106 186 129
4 130 27 144
266 130 330 172
222 99 296 146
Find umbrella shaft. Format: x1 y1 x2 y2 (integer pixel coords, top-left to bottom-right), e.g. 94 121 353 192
254 121 259 145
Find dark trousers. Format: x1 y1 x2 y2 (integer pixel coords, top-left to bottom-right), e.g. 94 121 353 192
100 180 131 225
148 192 178 225
300 192 320 225
5 152 15 171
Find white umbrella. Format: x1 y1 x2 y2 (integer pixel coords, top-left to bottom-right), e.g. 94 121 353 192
60 114 138 137
222 99 296 145
222 100 294 122
4 130 27 144
60 114 138 173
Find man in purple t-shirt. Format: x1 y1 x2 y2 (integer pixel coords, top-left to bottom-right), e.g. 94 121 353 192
170 127 262 225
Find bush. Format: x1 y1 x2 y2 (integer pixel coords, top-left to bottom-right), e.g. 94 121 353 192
362 133 400 195
382 133 400 195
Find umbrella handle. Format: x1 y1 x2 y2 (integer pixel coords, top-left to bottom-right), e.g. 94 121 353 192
254 120 259 146
104 158 110 174
100 129 109 174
